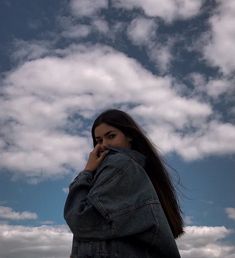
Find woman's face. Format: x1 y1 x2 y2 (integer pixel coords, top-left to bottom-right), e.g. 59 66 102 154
94 123 131 151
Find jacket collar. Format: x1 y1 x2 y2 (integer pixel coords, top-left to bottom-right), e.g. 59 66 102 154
107 147 146 167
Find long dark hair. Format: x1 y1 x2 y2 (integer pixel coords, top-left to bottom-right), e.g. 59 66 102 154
91 109 184 238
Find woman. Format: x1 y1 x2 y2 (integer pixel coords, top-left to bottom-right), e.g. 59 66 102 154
64 109 184 257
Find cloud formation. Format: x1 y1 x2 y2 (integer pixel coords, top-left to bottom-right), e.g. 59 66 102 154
70 0 108 17
203 0 235 75
177 226 235 258
0 224 71 258
1 44 235 180
0 223 234 258
226 207 235 221
113 0 204 22
68 0 204 22
0 206 37 221
127 17 157 45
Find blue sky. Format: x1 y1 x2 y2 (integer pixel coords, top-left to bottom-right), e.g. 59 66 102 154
0 0 235 257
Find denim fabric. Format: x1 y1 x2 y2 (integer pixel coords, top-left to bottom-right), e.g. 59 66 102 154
64 147 181 258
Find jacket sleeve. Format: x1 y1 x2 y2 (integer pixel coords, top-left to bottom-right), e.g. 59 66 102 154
70 235 79 258
64 153 159 241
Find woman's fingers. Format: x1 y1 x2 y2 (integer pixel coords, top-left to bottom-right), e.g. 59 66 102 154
98 150 109 160
93 144 102 157
84 146 109 172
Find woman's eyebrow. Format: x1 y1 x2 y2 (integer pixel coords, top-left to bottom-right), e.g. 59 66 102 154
95 130 115 139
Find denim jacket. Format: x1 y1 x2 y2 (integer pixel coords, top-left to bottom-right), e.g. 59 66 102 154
64 147 181 258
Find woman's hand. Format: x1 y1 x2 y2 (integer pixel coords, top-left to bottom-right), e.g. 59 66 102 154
84 144 109 172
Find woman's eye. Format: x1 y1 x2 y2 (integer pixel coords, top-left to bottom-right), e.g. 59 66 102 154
108 134 115 139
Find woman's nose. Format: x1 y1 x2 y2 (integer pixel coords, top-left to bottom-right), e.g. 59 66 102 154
101 140 109 150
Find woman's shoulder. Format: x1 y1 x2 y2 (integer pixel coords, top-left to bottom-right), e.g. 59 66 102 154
98 147 146 171
101 148 131 168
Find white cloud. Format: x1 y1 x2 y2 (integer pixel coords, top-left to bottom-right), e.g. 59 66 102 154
114 0 204 23
126 17 173 72
1 44 234 180
11 40 51 63
148 43 173 73
62 24 91 38
175 121 235 160
92 19 109 34
127 17 157 45
0 224 71 258
226 208 235 221
0 206 37 221
190 73 207 90
70 0 108 17
206 78 235 98
187 73 234 105
0 224 234 258
177 226 235 258
203 0 235 75
130 85 212 128
61 19 110 39
142 119 235 160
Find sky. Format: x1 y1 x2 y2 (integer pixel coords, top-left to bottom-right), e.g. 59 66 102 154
0 0 234 257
